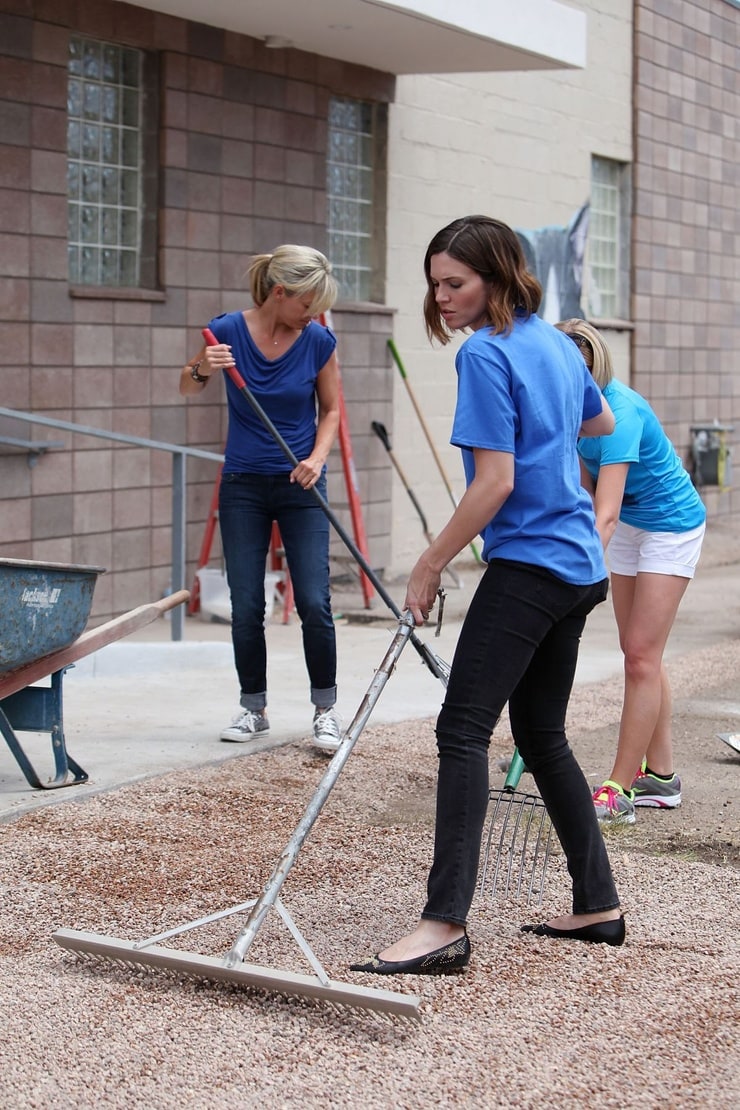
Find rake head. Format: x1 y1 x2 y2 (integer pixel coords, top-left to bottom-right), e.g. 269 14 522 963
478 786 554 906
50 622 435 1023
53 929 421 1021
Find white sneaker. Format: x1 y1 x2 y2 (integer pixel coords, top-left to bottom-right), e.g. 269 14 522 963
312 707 342 752
220 709 270 743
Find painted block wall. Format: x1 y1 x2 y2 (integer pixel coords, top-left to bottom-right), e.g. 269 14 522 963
383 0 634 573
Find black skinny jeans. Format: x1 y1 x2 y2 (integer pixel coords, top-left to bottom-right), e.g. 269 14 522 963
422 559 620 927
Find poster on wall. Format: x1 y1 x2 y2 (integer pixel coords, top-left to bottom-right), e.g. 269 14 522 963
516 203 589 324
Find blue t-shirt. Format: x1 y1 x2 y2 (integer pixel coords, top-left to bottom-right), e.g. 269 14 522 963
578 379 706 532
451 313 607 585
207 311 337 475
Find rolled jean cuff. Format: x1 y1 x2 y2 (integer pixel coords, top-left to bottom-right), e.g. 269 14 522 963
241 693 267 711
421 911 468 928
311 686 337 710
573 900 621 915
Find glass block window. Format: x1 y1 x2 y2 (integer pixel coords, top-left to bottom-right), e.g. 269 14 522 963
67 37 143 287
327 98 374 302
586 156 630 319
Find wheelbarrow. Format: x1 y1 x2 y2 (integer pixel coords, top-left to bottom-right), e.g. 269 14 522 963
0 558 188 790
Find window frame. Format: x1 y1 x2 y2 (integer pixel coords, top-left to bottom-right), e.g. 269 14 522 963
67 35 159 292
326 96 387 304
585 155 631 321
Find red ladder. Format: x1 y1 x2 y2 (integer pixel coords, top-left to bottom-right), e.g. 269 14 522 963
320 309 374 608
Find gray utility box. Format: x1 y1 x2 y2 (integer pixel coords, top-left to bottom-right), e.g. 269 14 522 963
689 424 733 489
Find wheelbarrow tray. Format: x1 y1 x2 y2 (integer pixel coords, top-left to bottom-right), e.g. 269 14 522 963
0 558 106 674
0 589 189 790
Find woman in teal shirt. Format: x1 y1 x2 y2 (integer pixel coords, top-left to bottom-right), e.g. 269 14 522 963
557 319 706 824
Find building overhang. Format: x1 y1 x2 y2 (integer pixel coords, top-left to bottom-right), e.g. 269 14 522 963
128 0 586 76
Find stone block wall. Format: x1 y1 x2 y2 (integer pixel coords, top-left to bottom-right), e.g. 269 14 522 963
633 0 740 510
0 0 395 621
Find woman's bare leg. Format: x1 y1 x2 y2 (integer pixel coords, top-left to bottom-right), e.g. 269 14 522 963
609 571 689 790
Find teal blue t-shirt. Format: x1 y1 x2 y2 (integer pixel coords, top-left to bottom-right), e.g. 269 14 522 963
207 311 337 475
451 314 607 586
578 379 705 532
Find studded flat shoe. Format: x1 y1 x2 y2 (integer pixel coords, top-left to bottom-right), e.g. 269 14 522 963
350 933 471 976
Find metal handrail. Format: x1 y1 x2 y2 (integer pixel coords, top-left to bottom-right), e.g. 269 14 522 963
0 406 224 642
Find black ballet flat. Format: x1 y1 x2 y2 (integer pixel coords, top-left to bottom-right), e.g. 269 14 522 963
350 933 471 976
521 915 625 947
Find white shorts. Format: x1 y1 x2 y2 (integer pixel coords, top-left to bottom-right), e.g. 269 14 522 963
607 520 705 578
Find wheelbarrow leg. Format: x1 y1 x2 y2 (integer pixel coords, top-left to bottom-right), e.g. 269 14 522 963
0 667 88 790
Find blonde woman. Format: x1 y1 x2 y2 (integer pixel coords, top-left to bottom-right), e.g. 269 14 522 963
180 245 342 752
556 319 706 823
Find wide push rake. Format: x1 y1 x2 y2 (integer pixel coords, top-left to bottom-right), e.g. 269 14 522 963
54 616 448 1021
54 328 457 1021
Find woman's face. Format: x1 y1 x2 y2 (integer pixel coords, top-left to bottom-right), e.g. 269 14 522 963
429 252 490 332
274 286 317 330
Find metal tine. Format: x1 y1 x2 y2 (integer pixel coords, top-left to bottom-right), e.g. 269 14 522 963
504 792 530 896
480 775 554 905
491 792 516 898
513 793 540 900
479 791 506 892
523 807 545 904
528 818 554 905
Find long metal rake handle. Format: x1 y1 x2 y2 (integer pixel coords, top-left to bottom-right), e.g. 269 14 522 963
226 615 416 967
371 420 432 541
203 327 448 685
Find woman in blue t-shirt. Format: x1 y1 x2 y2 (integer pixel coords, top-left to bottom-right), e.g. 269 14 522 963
557 319 706 824
180 245 343 753
351 216 624 979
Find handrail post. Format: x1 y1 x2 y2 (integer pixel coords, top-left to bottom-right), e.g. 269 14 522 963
171 451 187 642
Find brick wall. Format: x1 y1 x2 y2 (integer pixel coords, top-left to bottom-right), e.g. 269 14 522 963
0 0 395 621
633 0 740 513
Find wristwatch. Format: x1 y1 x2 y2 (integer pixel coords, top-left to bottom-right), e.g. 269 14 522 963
190 360 208 383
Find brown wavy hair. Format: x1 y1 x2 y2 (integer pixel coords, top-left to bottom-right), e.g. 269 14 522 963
423 216 542 345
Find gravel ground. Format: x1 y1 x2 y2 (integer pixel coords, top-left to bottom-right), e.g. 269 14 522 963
1 630 739 1109
3 520 740 1108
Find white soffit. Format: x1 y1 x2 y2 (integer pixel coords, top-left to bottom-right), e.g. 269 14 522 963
128 0 586 75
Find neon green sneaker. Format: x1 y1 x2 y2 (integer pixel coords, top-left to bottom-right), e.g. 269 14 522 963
630 765 682 808
592 780 636 825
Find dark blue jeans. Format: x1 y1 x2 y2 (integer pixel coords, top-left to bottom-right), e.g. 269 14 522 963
423 559 618 926
218 472 337 712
